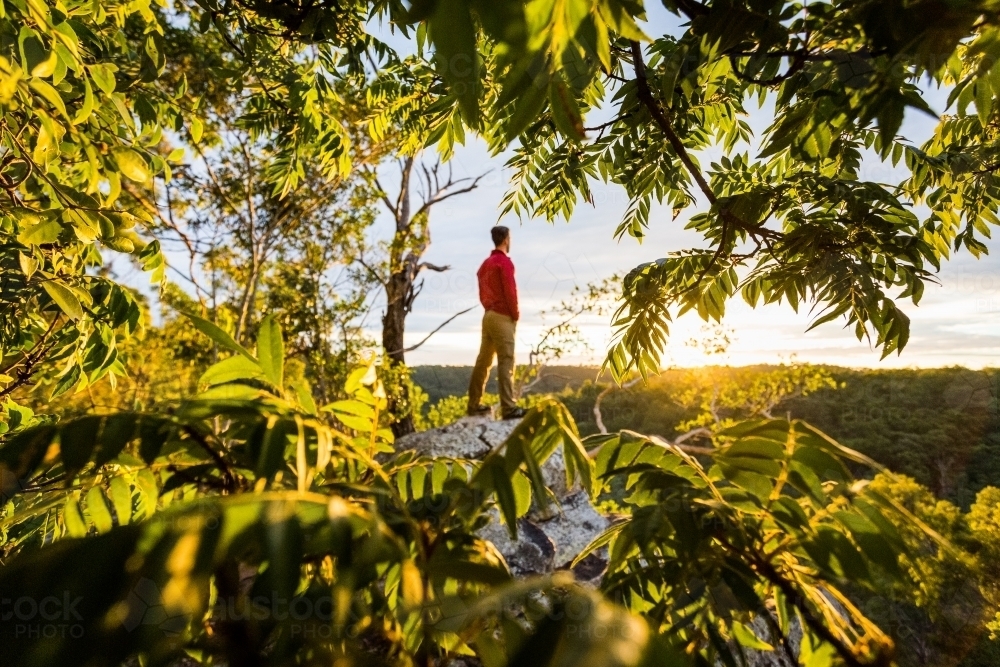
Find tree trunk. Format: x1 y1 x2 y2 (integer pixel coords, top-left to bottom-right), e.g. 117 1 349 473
384 251 420 436
235 249 262 345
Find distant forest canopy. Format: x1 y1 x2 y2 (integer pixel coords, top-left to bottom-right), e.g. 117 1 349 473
414 365 1000 506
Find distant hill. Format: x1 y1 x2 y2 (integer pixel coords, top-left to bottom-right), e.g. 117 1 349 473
411 365 606 404
413 364 1000 508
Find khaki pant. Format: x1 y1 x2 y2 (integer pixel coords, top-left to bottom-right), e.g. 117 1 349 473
468 310 517 414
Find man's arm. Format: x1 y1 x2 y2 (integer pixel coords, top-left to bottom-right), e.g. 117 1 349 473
501 257 519 321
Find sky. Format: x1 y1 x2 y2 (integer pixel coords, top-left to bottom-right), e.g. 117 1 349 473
368 8 1000 370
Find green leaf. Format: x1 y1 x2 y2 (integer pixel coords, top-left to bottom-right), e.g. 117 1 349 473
113 148 150 183
262 509 304 602
431 460 450 494
195 384 263 401
59 416 101 479
322 400 374 419
293 381 317 415
256 420 294 479
597 0 650 41
29 78 68 119
549 79 585 141
718 464 773 500
18 26 47 74
51 364 81 398
108 476 132 525
189 116 204 143
803 525 871 583
410 466 428 500
85 486 113 533
430 0 479 124
834 510 903 578
333 412 373 433
89 63 117 95
344 365 374 393
505 74 549 141
42 280 83 319
72 78 94 125
138 416 174 464
182 312 255 360
62 497 87 537
17 217 62 245
731 621 773 651
93 413 138 467
200 355 266 387
256 314 284 388
799 630 839 667
512 470 532 517
135 469 159 518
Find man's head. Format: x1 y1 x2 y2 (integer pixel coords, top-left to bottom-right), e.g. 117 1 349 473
491 225 510 252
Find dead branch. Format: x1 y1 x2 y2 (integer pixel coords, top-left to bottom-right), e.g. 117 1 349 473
386 306 476 355
417 262 450 272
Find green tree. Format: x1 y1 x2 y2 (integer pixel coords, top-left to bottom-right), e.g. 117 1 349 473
0 0 167 424
0 0 359 430
848 475 1000 667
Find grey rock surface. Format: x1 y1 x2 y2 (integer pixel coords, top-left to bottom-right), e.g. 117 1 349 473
529 490 609 569
396 416 578 496
732 614 801 667
479 513 556 576
396 415 605 583
397 415 517 460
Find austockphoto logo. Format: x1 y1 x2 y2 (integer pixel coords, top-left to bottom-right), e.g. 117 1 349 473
122 578 188 635
122 579 362 639
2 592 85 639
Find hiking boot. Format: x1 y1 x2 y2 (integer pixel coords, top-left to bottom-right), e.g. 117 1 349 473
502 407 527 420
467 404 492 416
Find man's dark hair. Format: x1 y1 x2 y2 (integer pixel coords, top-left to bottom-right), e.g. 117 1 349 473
491 226 510 247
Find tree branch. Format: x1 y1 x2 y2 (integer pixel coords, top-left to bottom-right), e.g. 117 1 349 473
729 53 806 86
412 172 488 221
182 426 237 493
371 173 398 217
741 548 877 667
192 142 246 223
630 41 718 209
417 262 450 272
0 316 62 398
630 40 783 291
356 256 387 287
396 156 413 229
122 181 207 303
386 306 476 355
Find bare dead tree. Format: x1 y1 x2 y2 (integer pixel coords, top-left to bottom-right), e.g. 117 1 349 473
593 378 713 454
515 276 621 399
371 155 485 436
593 377 641 434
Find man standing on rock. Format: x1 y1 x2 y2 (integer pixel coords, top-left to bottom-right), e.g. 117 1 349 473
467 226 526 419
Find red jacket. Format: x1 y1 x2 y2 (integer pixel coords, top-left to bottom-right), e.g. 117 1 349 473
477 249 519 321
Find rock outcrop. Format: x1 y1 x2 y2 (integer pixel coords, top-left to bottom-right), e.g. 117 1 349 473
396 415 610 582
398 416 801 666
